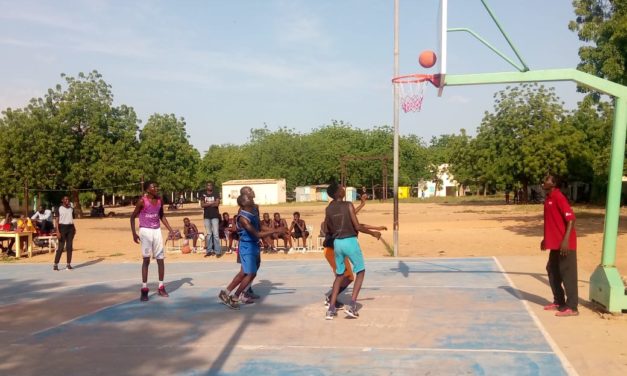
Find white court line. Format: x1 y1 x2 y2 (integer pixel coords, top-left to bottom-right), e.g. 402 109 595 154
493 256 579 376
0 259 501 307
8 342 555 356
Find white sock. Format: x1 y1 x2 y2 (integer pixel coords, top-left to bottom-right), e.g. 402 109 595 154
159 281 164 288
226 289 232 295
142 283 147 288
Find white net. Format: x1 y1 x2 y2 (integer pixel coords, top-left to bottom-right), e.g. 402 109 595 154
399 81 426 113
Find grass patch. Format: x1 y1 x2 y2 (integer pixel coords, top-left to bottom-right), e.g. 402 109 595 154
83 250 95 253
108 252 124 257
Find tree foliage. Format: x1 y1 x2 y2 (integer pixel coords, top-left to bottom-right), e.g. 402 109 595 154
569 0 627 86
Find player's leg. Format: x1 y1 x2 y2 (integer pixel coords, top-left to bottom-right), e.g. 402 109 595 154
557 251 579 315
341 237 365 318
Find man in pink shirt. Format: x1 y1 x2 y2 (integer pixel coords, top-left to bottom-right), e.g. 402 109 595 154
541 174 578 317
131 181 176 302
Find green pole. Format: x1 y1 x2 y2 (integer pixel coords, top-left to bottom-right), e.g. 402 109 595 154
601 97 627 267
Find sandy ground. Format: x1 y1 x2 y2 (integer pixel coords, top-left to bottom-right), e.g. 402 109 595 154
4 199 627 374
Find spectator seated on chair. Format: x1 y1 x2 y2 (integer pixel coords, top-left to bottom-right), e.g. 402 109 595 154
183 217 200 251
90 202 106 218
260 212 275 252
272 212 292 252
0 213 16 256
289 211 309 249
220 212 239 253
31 204 54 234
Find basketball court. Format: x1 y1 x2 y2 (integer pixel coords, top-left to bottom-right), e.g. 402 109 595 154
0 258 575 375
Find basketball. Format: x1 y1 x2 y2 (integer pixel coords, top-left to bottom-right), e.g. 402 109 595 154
419 50 437 68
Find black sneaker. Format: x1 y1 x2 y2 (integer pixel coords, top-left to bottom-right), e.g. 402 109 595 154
226 296 240 310
247 288 260 299
53 264 59 271
140 287 149 302
344 303 359 318
218 290 230 305
66 264 73 270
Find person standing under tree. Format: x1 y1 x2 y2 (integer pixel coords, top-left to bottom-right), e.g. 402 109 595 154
201 181 222 257
541 174 579 317
53 196 76 271
131 181 176 302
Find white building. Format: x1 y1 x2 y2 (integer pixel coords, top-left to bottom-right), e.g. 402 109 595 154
420 164 459 198
221 179 286 206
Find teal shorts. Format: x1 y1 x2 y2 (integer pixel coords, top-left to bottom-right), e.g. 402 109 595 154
333 237 365 275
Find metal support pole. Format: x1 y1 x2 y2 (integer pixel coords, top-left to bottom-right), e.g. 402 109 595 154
392 0 399 257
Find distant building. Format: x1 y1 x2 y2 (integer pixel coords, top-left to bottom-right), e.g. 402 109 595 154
294 185 358 202
420 164 459 198
221 179 286 206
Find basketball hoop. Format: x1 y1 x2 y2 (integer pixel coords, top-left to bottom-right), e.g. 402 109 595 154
391 74 441 113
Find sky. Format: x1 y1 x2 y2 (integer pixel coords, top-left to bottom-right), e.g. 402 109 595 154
0 0 584 154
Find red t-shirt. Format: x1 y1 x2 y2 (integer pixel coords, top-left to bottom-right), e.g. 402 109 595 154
544 188 577 251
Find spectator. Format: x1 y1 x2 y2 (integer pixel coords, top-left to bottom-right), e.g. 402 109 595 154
183 217 200 252
201 181 222 257
260 213 275 252
220 212 238 254
53 196 76 271
290 211 309 248
0 213 16 256
31 205 54 233
272 212 292 251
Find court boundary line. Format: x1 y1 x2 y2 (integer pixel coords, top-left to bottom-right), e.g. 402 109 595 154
0 258 497 306
493 256 579 376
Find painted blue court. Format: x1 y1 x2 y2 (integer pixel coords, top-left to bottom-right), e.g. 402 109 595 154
0 258 573 375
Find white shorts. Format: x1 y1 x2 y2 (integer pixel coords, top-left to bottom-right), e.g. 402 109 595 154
139 227 164 260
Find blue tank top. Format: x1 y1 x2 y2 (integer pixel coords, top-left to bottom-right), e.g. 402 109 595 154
237 209 259 243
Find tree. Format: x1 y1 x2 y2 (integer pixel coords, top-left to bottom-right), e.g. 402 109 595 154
569 0 627 87
138 114 201 197
475 84 585 198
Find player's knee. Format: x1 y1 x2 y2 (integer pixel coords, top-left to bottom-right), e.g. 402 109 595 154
142 257 150 266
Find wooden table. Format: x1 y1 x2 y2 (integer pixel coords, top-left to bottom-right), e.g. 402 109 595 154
0 231 33 258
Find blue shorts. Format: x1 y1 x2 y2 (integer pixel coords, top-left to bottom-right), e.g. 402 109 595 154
239 242 260 275
333 237 365 275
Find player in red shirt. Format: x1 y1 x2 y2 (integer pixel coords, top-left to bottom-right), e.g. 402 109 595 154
540 174 578 316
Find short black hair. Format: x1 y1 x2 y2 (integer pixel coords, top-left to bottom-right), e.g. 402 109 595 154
327 180 339 198
293 211 300 216
143 180 155 191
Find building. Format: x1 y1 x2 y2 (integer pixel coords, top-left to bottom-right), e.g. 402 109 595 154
294 185 357 202
221 179 286 206
419 164 459 198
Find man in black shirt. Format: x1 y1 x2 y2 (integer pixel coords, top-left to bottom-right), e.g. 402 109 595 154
201 181 222 257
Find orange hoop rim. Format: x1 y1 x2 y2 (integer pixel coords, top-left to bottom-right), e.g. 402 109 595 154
392 73 442 87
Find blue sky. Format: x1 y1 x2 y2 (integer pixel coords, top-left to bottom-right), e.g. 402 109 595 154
0 0 584 154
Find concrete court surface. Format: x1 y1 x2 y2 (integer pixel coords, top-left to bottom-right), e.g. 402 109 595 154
0 257 575 375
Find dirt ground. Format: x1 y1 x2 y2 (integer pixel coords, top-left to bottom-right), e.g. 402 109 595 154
5 199 627 374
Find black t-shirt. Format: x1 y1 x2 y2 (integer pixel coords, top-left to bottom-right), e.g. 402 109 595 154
201 192 220 219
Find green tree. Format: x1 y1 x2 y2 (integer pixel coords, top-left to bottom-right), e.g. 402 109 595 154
138 114 200 197
476 84 585 197
569 0 627 87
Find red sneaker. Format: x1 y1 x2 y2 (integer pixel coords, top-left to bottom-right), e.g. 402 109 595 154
140 287 149 302
158 285 169 298
543 303 560 311
555 308 579 317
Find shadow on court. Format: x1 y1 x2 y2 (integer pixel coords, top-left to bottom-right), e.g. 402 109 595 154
0 259 573 375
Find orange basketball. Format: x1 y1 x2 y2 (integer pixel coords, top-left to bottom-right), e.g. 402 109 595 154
419 50 437 68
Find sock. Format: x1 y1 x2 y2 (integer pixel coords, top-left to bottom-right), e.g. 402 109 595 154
159 281 164 288
351 299 357 307
226 289 232 296
142 283 147 289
